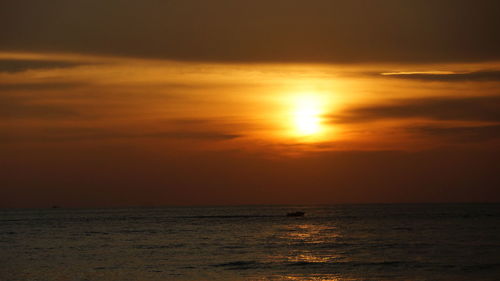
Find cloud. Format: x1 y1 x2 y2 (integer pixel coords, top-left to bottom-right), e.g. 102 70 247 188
165 118 216 126
1 0 499 63
0 95 81 119
0 59 85 73
0 125 242 143
0 82 85 91
146 131 242 140
380 70 500 81
332 96 500 123
409 125 500 142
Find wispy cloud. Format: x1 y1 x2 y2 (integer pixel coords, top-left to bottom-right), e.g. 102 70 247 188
0 124 243 143
409 125 500 142
0 59 87 73
380 70 500 81
146 131 242 140
332 96 500 123
0 95 81 119
0 82 86 91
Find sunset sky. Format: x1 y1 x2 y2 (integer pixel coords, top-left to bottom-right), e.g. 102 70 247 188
1 0 499 207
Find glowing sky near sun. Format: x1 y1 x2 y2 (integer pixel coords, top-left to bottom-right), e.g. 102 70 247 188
1 51 499 155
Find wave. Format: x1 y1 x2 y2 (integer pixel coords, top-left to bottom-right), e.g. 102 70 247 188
212 260 263 270
183 215 279 219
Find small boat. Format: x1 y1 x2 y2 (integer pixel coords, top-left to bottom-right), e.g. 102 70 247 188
286 211 305 217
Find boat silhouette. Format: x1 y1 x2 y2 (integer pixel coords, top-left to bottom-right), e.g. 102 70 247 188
286 211 305 217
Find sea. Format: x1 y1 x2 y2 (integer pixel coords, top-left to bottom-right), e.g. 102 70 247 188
1 204 499 281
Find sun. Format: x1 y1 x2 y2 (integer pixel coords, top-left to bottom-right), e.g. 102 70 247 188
291 94 326 137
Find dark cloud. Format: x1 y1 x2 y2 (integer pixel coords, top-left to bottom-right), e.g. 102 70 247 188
1 0 499 63
0 126 242 143
0 95 81 119
0 82 85 91
0 59 85 73
381 70 500 81
166 118 216 126
410 125 500 142
333 96 500 123
147 131 241 140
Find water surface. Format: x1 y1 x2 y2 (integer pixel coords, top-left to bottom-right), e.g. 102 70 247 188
1 204 499 280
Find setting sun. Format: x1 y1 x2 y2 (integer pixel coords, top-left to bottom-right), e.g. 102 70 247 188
291 94 326 137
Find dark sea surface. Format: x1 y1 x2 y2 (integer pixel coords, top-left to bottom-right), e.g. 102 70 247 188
1 204 500 281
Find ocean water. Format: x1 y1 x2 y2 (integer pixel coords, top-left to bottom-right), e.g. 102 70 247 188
1 204 499 281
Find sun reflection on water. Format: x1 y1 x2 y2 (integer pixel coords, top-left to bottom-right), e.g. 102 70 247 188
282 224 339 242
265 222 343 277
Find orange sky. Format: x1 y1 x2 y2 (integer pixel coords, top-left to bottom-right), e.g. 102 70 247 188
1 1 500 207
